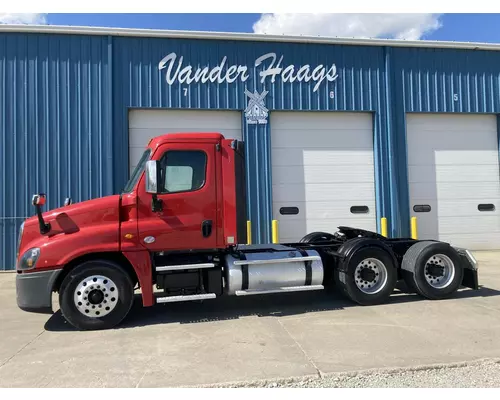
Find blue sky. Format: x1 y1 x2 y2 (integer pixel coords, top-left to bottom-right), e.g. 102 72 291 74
5 13 500 43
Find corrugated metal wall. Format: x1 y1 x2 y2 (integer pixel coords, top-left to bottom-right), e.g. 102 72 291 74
2 31 500 269
0 33 113 270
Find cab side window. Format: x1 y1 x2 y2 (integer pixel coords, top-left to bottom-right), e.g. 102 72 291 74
159 150 207 194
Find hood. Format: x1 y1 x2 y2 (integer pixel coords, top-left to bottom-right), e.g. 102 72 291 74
19 194 122 257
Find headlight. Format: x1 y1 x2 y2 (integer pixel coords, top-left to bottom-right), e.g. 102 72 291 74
16 222 25 259
18 248 40 271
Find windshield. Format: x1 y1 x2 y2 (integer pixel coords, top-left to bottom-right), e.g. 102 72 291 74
122 149 152 193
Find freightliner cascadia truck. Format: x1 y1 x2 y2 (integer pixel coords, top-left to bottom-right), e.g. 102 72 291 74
15 133 479 331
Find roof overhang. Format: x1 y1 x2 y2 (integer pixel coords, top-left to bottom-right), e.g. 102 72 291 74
0 23 497 52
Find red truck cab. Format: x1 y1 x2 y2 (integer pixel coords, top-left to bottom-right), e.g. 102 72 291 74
16 133 246 324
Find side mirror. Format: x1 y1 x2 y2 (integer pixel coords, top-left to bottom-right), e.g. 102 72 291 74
145 160 161 194
145 160 163 212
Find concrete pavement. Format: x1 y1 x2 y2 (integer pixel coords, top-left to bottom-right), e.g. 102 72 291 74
0 251 499 387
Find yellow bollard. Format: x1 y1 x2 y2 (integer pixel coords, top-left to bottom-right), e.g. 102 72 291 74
272 220 279 244
246 221 252 245
411 216 418 240
381 217 388 237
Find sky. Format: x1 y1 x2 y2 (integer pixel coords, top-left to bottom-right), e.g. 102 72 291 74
1 13 500 43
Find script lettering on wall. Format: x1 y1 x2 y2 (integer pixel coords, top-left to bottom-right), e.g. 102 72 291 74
158 52 338 93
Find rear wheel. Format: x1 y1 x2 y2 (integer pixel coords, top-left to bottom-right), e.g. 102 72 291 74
59 260 134 331
334 246 397 305
401 241 463 300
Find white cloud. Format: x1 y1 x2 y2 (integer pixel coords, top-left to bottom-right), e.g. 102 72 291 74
253 13 443 41
0 13 47 25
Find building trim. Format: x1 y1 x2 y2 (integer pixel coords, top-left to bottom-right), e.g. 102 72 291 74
1 23 500 52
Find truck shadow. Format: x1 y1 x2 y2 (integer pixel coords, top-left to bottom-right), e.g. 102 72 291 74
44 283 500 332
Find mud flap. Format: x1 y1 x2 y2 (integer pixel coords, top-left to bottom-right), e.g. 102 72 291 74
454 247 479 290
462 268 479 290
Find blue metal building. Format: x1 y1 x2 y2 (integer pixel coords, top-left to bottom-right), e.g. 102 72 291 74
1 25 500 270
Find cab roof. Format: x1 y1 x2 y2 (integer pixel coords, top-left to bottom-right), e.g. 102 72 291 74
147 132 225 150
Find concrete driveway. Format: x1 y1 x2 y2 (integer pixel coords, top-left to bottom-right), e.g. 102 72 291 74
1 251 499 388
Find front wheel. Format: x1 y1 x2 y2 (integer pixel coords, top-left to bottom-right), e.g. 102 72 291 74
59 260 135 331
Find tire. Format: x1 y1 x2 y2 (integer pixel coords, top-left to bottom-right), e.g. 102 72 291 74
59 259 135 331
334 246 397 306
401 241 463 300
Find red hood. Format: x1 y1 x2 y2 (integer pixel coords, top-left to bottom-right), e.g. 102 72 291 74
19 195 122 263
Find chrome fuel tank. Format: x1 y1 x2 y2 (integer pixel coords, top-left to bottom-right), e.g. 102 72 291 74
223 248 324 295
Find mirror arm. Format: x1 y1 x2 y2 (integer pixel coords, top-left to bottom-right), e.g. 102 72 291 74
151 194 163 212
32 194 51 235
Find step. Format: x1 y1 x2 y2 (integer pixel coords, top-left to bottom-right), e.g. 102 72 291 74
232 256 321 266
234 284 324 296
156 263 215 272
156 293 217 303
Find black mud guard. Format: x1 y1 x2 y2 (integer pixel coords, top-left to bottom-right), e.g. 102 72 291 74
454 247 480 290
336 237 398 273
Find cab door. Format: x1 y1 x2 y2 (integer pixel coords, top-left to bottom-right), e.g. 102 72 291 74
137 142 218 252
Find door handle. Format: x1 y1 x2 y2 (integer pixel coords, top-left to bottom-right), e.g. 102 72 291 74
201 220 213 238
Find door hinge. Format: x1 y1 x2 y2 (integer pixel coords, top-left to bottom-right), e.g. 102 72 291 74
216 143 221 152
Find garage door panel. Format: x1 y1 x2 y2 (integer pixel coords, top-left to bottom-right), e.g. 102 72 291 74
271 149 374 167
420 216 500 235
407 151 499 167
128 110 242 175
407 113 500 250
273 201 376 221
410 181 500 200
272 165 376 184
272 130 372 149
129 109 241 129
408 165 500 183
436 233 500 251
411 198 500 217
273 183 375 203
271 112 372 130
406 113 497 131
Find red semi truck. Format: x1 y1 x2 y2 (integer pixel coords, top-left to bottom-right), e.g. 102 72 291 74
15 132 479 331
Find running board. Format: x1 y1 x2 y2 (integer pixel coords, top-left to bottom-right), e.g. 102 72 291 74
156 263 215 272
156 293 216 303
233 256 321 266
235 284 324 296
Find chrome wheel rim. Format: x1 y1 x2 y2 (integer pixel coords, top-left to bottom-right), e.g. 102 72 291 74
354 258 388 294
73 275 119 318
424 254 455 289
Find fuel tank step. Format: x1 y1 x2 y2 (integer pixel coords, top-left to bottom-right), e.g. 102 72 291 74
156 293 217 303
232 256 321 266
234 284 324 296
156 263 215 272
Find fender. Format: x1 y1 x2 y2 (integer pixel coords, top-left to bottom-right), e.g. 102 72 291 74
336 237 398 273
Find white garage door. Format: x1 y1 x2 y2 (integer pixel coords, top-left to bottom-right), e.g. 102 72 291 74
271 112 377 242
407 113 500 250
128 109 242 174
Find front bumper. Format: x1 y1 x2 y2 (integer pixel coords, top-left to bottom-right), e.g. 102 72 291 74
16 269 62 314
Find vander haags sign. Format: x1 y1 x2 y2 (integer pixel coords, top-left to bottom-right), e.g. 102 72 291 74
158 52 339 93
